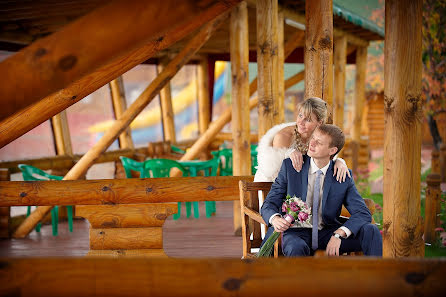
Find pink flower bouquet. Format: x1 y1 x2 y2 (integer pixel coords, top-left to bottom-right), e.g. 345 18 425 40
257 195 312 257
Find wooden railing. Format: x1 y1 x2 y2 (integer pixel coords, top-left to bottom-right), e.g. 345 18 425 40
0 176 253 255
0 257 445 296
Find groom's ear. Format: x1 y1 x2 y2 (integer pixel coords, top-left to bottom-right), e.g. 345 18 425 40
328 146 338 157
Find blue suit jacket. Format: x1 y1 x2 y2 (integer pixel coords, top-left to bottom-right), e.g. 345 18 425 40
261 156 372 236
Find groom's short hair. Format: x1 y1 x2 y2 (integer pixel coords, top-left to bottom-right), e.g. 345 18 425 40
317 124 345 158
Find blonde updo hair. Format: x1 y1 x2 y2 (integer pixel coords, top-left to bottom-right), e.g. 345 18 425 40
296 97 330 124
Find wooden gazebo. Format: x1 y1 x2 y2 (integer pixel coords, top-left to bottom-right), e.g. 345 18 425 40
0 0 444 295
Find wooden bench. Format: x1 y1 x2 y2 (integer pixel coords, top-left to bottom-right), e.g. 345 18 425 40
0 176 253 257
239 180 376 258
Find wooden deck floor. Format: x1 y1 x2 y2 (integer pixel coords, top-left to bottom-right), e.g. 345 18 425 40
0 201 243 258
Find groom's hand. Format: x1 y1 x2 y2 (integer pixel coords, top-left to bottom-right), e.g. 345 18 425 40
271 216 291 232
326 229 346 256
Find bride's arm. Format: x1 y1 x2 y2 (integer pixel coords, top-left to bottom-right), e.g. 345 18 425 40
333 156 351 182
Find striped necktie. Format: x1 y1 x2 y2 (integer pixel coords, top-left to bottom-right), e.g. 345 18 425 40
312 170 323 250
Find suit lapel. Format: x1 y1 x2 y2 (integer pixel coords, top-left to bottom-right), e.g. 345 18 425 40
322 160 334 213
301 157 310 202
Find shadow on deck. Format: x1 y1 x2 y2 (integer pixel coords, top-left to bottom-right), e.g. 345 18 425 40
0 201 242 258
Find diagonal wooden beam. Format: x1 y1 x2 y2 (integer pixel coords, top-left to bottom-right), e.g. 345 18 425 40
109 76 134 149
0 0 240 122
12 12 231 238
0 0 240 148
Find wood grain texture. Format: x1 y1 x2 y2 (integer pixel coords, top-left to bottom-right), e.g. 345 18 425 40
424 174 441 244
256 0 279 137
304 0 333 107
110 76 134 149
1 257 445 296
0 0 239 122
89 227 162 250
157 58 176 143
230 2 251 234
87 249 167 258
76 203 177 228
276 11 285 124
0 0 239 148
0 169 10 238
197 56 211 135
0 176 254 207
51 110 73 156
383 0 423 257
333 35 347 128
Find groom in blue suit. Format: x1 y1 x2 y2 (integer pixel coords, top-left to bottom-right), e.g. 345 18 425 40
261 124 382 256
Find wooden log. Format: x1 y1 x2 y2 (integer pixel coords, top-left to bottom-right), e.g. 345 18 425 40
0 257 445 296
157 57 176 143
0 0 239 148
87 249 167 258
109 76 134 149
277 11 285 124
256 0 279 136
89 227 162 250
440 143 446 182
304 0 334 107
51 110 73 156
0 0 240 122
249 30 304 97
0 176 254 207
284 70 305 90
333 34 347 129
230 1 251 235
197 56 211 135
76 203 177 228
0 169 10 238
383 0 424 257
431 149 440 175
424 174 441 244
11 13 230 238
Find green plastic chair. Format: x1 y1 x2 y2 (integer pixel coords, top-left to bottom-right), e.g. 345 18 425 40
179 157 220 218
120 157 187 220
18 164 73 236
212 145 258 176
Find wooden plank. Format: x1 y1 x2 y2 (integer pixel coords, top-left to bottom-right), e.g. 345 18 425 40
0 176 254 207
157 57 176 143
0 257 445 296
256 0 279 137
76 203 177 228
87 249 167 258
0 0 240 122
0 0 239 149
197 56 211 135
230 1 251 235
51 110 73 156
0 169 10 238
89 227 162 250
334 34 347 128
109 76 134 149
304 0 334 107
383 0 423 257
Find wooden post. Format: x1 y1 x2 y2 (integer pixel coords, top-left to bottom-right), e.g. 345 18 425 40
197 56 211 135
12 14 229 238
431 150 440 175
351 46 368 174
77 204 177 257
333 35 347 129
0 168 10 238
51 110 73 156
157 58 176 143
424 174 441 244
276 11 285 124
230 1 250 235
256 0 279 137
304 0 333 108
383 0 423 257
109 76 134 149
0 1 239 149
0 0 240 122
440 143 446 182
